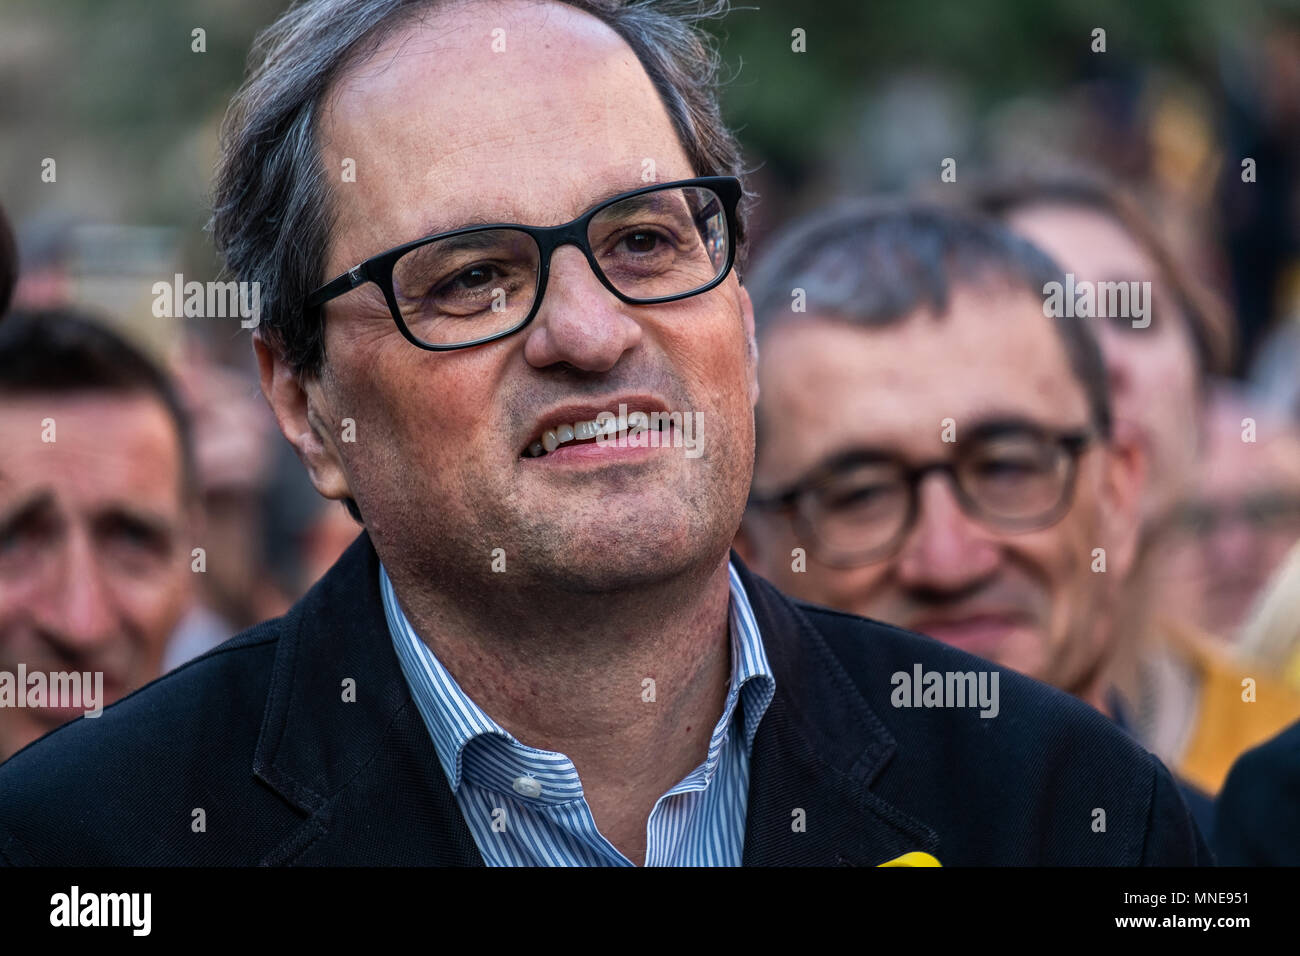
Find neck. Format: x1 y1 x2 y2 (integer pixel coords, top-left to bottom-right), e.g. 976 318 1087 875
1078 672 1115 719
385 550 736 857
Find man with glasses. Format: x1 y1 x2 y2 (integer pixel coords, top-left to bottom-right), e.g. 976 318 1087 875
0 1 1207 866
738 209 1130 717
737 201 1218 823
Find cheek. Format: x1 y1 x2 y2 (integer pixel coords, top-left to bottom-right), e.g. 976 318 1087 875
339 354 495 474
1130 331 1199 404
821 565 891 616
0 549 61 641
109 561 189 641
0 606 30 657
1009 512 1094 623
670 300 749 390
746 522 886 610
1054 503 1119 618
0 564 45 611
789 558 890 615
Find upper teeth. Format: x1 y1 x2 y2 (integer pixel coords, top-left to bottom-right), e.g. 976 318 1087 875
527 412 665 457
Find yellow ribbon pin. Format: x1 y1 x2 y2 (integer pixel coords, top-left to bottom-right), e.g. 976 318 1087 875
877 851 942 867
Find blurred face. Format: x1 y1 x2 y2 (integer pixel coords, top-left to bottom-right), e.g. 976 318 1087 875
1152 402 1300 639
741 284 1140 702
266 0 756 597
1006 203 1200 524
0 393 192 759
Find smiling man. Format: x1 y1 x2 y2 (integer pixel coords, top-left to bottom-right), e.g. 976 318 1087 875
0 0 1208 866
737 202 1142 711
736 200 1225 835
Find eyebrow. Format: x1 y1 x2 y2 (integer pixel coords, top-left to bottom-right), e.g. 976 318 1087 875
962 416 1069 442
601 191 678 217
93 507 175 544
0 489 174 546
403 229 517 260
0 489 58 540
410 180 655 240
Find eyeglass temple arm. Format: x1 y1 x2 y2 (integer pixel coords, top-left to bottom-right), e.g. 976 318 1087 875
305 264 368 309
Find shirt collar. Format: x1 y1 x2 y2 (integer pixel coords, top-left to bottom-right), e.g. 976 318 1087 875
383 560 775 794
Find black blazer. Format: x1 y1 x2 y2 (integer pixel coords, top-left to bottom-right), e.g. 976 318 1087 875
0 533 1209 865
1212 718 1300 865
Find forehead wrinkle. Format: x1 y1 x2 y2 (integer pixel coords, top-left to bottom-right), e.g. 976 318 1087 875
322 2 493 107
322 93 678 257
324 0 635 114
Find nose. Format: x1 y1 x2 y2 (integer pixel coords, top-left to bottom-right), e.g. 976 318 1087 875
521 244 643 372
894 473 1000 591
38 525 118 656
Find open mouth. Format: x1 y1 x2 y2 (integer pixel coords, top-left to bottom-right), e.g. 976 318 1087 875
521 409 670 458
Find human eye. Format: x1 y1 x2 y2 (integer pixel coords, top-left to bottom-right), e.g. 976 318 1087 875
395 232 534 316
817 467 905 518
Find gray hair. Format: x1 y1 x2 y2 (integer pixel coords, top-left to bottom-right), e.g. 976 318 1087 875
210 0 750 377
745 200 1113 440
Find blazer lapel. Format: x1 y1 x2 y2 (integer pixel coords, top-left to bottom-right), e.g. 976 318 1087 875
735 557 942 866
253 532 483 866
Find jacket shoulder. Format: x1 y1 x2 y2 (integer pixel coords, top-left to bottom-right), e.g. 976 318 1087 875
0 619 294 865
1212 719 1300 865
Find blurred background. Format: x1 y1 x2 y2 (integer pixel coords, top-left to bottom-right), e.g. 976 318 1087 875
5 0 1300 369
3 0 1300 661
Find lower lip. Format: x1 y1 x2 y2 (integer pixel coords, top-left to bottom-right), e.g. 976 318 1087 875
522 426 682 466
912 617 1019 650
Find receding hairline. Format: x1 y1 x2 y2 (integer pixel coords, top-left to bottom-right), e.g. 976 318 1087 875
752 272 1102 460
309 0 698 276
754 264 1052 342
316 0 639 120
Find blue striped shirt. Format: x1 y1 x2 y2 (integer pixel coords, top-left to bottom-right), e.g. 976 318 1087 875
382 562 775 866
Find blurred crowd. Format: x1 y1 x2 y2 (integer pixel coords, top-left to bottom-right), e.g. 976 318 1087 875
2 4 1300 865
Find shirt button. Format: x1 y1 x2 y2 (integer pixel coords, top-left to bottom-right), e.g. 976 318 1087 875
512 775 543 798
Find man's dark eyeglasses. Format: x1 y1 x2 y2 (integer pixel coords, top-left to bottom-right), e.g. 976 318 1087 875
748 425 1095 569
303 176 742 351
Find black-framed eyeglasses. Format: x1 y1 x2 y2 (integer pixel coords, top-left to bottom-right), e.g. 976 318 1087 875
303 176 742 351
748 424 1095 569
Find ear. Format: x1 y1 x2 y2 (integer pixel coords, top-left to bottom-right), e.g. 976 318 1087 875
253 332 353 503
739 284 759 409
1098 431 1145 581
